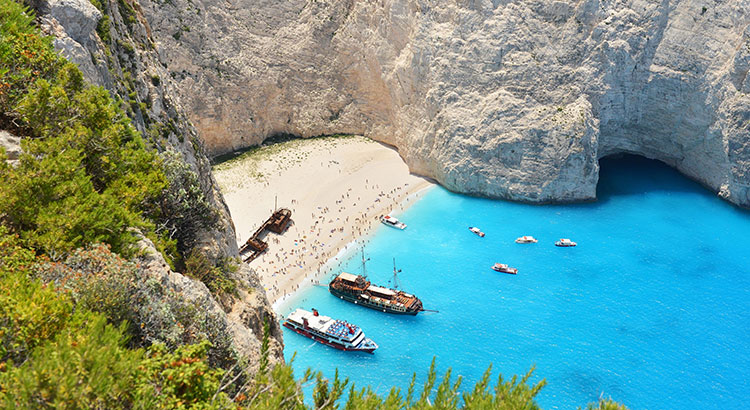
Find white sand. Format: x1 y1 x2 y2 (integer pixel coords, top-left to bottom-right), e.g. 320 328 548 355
213 136 433 305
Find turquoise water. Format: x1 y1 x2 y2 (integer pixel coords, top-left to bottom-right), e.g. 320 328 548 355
281 155 750 409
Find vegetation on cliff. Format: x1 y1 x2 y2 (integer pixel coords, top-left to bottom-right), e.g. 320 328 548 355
0 1 629 408
0 0 164 257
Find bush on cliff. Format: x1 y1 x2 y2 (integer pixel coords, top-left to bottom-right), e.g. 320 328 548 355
159 149 219 261
0 228 236 409
0 0 222 286
32 243 236 367
0 0 166 258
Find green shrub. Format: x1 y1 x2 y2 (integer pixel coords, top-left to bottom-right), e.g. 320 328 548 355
96 14 111 44
117 0 137 28
185 248 237 296
0 315 139 409
0 1 62 124
133 341 233 409
583 398 630 410
0 0 167 257
0 227 72 365
33 244 236 366
158 149 219 259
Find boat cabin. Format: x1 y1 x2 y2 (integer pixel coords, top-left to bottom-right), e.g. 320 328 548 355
336 272 369 288
367 284 396 300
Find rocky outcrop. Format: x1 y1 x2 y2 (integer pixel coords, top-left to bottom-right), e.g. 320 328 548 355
33 0 283 368
0 130 21 166
139 0 750 206
136 235 282 369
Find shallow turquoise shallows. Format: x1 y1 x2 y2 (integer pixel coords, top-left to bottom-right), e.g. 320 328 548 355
280 155 750 409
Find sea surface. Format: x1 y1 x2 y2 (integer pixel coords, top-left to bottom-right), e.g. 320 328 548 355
279 155 750 409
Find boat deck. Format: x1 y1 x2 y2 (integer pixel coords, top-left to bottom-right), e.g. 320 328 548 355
240 208 292 263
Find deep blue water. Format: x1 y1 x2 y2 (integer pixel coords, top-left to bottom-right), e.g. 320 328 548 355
280 155 750 409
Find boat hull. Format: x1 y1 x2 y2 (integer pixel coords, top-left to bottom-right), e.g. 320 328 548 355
282 322 376 353
329 287 420 315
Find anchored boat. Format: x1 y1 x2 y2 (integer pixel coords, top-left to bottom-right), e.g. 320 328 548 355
555 238 577 247
469 226 485 237
515 235 538 244
492 263 518 275
329 253 424 315
381 215 406 229
283 308 378 353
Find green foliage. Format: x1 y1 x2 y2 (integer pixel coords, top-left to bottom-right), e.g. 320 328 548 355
185 248 237 296
258 318 270 376
0 139 139 256
97 14 111 44
33 244 237 367
240 354 310 410
134 341 233 409
582 398 630 410
0 315 139 409
0 0 167 257
158 149 219 260
34 244 144 330
0 0 62 124
0 232 238 409
461 364 546 410
88 0 104 12
238 353 548 410
0 228 71 365
117 0 137 28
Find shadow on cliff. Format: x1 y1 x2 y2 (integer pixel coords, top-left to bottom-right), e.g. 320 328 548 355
595 154 708 204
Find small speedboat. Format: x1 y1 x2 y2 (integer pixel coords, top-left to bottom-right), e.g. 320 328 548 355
555 238 577 247
381 215 406 230
492 263 517 275
515 235 538 244
469 226 485 237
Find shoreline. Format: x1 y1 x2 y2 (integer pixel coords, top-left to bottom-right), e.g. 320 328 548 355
213 136 434 309
272 183 434 315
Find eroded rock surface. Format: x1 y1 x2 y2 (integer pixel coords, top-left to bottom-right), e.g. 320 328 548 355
140 0 750 206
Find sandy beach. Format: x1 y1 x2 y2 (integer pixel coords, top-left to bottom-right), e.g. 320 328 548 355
213 136 433 306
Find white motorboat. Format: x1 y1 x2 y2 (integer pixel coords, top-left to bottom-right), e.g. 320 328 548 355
469 226 485 237
381 215 406 230
555 238 577 247
491 263 518 275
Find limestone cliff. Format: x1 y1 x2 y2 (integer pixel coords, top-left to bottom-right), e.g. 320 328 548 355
32 0 283 368
139 0 750 206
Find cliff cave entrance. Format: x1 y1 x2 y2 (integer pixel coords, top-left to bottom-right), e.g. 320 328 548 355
595 154 701 203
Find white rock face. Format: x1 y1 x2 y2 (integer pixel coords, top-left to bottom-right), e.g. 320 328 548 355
46 0 100 43
0 130 22 166
39 0 103 84
140 0 750 206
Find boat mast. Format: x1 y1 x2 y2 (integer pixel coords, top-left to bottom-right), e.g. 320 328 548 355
361 248 370 278
392 257 401 290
